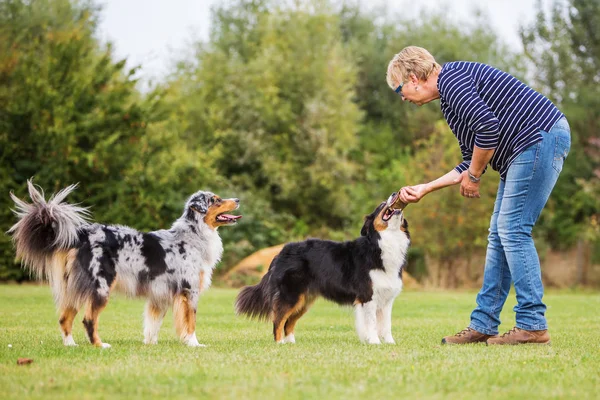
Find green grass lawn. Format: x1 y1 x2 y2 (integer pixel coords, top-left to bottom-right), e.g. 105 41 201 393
0 285 598 399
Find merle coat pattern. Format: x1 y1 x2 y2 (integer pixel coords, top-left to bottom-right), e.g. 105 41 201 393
8 180 240 348
235 194 409 344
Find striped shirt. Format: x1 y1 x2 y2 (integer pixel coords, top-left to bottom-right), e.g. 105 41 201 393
437 61 564 179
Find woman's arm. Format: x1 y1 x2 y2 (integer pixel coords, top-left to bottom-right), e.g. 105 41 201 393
400 146 494 203
469 146 495 177
399 169 462 204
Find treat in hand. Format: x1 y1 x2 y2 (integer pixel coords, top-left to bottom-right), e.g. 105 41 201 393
387 191 407 211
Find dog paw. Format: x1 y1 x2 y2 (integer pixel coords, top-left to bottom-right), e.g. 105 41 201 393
143 338 158 345
382 337 396 344
365 337 381 345
183 333 206 347
100 343 111 349
184 336 205 347
63 335 77 346
186 342 207 348
283 334 296 344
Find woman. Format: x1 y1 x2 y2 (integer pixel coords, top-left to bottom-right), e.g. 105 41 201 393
387 46 570 345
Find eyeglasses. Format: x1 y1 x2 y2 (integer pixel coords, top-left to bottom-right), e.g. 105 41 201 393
395 82 404 97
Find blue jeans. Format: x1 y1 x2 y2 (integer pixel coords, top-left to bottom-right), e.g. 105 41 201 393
469 117 571 335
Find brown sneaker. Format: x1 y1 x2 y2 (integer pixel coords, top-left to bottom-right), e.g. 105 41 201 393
486 327 551 345
441 327 497 345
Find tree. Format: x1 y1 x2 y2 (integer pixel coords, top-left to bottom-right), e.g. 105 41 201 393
521 0 600 254
0 0 162 279
171 0 364 238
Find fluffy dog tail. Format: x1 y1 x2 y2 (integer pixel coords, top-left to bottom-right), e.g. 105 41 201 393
8 179 89 280
235 269 274 321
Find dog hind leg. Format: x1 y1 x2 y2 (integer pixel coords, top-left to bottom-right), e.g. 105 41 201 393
59 306 79 346
283 294 316 344
272 297 300 344
54 250 80 346
82 295 110 348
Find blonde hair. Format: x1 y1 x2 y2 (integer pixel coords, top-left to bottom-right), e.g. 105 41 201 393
386 46 441 90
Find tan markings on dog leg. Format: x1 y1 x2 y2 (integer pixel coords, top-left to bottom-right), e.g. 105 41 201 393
173 294 197 339
82 299 108 347
147 302 163 320
272 295 306 342
143 300 168 345
173 295 187 339
59 307 78 337
284 294 316 336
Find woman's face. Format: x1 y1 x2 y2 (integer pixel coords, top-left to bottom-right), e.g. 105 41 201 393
395 73 438 106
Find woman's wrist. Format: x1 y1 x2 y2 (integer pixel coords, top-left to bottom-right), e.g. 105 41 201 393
467 168 481 183
424 182 434 194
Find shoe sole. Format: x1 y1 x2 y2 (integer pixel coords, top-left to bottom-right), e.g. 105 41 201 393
486 341 551 346
442 338 490 345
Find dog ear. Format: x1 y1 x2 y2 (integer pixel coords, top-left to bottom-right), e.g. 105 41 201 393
186 194 209 220
360 214 373 237
195 195 209 214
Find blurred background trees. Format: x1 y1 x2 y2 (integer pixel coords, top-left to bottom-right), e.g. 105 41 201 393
1 0 598 287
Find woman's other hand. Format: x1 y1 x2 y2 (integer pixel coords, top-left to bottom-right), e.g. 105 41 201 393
455 170 481 199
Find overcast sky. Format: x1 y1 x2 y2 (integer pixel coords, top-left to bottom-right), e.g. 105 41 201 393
97 0 548 84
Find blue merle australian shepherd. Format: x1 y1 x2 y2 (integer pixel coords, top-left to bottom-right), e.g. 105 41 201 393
235 193 409 344
8 180 241 348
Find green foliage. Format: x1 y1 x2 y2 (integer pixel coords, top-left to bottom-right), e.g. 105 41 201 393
0 0 164 278
521 0 600 248
0 0 596 283
171 0 364 238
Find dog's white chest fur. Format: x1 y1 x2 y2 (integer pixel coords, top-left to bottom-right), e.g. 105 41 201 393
180 226 223 270
352 227 409 345
370 229 409 302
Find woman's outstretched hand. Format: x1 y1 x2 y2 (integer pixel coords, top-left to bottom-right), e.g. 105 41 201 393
399 183 429 204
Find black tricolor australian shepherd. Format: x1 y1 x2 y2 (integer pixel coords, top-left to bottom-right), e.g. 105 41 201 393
8 180 241 348
235 193 409 344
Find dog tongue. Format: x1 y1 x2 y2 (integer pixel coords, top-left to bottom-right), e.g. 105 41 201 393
221 214 242 220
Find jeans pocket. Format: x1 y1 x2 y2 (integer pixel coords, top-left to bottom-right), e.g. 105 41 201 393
552 135 570 174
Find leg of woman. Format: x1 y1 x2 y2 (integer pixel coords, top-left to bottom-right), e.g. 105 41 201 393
496 119 571 334
442 180 512 344
469 178 513 336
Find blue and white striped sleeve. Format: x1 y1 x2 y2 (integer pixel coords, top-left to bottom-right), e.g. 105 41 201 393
455 142 472 174
439 67 500 150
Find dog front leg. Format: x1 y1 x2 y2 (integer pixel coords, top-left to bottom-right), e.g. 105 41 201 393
379 299 395 344
356 301 380 344
354 303 367 342
173 292 205 347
